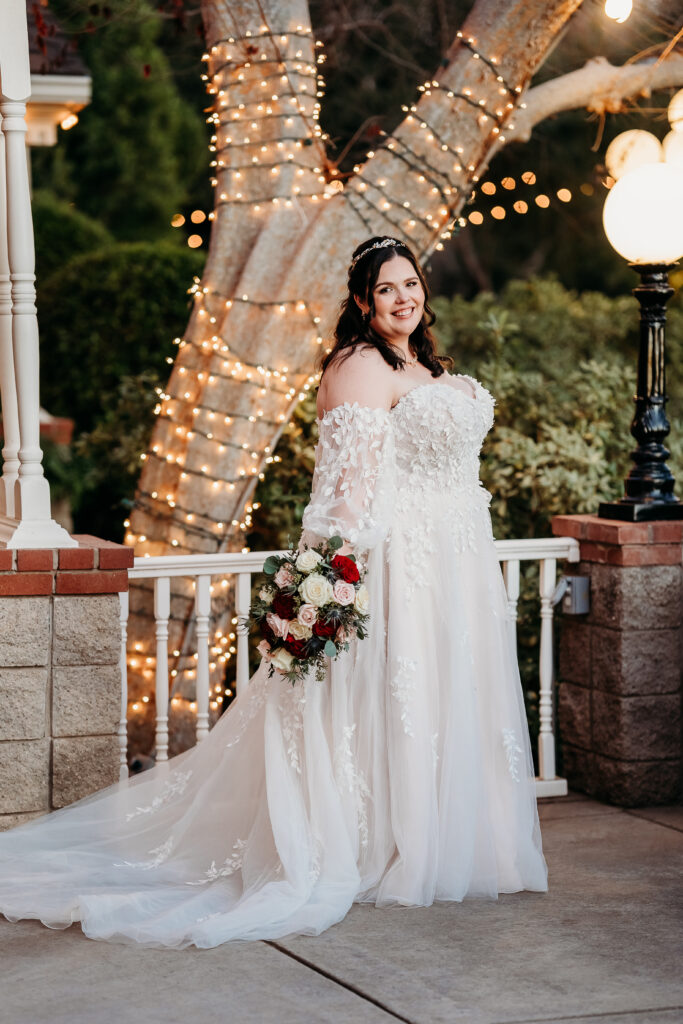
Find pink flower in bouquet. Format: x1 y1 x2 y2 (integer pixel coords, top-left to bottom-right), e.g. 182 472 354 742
297 603 318 628
332 580 356 606
257 639 272 659
266 611 290 639
274 565 295 589
336 624 352 643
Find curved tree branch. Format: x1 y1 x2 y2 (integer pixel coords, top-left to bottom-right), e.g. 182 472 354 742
507 53 683 143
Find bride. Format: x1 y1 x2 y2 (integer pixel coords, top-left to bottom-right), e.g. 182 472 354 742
0 235 547 949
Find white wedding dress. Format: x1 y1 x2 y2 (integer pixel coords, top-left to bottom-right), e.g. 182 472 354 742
0 374 547 949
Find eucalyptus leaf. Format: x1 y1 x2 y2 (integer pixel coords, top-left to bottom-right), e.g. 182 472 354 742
324 639 337 657
327 536 343 551
262 556 280 575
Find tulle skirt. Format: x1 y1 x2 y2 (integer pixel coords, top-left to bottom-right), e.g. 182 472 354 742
0 500 547 949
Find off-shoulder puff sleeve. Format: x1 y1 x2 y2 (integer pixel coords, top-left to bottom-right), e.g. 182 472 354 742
301 402 395 551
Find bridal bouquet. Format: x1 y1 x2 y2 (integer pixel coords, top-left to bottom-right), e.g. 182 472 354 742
248 536 370 684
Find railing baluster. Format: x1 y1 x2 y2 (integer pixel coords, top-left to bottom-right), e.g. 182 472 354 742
118 590 129 780
154 576 171 762
502 558 521 657
195 574 211 742
538 557 557 782
236 571 252 694
125 542 574 797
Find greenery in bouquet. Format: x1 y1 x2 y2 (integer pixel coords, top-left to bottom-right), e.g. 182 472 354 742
247 536 370 685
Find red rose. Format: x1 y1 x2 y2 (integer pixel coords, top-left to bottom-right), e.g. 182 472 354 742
273 593 296 619
259 618 275 642
331 554 360 584
284 636 307 658
313 618 336 638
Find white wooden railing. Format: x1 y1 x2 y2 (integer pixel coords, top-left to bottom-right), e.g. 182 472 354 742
120 536 580 797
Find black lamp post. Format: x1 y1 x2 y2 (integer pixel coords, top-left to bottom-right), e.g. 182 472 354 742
598 163 683 522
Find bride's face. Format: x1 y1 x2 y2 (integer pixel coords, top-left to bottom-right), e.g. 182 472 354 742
361 255 425 343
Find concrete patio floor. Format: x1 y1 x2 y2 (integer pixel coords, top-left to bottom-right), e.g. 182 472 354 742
2 792 682 1024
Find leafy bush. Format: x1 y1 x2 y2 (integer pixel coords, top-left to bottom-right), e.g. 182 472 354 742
38 241 204 433
71 373 163 540
32 190 113 283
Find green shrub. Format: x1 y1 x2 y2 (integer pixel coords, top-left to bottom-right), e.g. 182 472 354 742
32 190 113 283
38 241 204 433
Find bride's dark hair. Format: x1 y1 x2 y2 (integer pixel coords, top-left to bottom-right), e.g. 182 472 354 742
319 236 453 377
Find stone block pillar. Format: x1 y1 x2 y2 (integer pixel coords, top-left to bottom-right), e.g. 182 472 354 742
551 514 682 806
0 535 133 830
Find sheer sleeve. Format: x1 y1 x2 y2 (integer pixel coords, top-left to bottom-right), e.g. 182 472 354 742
301 401 395 551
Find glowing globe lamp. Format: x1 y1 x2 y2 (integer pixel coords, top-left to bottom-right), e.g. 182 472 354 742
599 163 683 521
602 163 683 265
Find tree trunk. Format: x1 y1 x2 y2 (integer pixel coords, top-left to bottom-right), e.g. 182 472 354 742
125 0 585 727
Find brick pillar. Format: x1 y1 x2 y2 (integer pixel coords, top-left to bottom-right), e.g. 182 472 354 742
0 535 133 830
551 514 682 807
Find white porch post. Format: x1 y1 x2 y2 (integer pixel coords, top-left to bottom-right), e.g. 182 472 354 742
0 0 75 548
0 126 19 519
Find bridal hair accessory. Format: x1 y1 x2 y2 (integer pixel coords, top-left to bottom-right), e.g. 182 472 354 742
350 237 402 269
245 535 370 684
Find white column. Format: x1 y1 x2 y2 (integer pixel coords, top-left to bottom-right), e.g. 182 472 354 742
154 576 171 762
236 571 252 694
0 3 76 550
0 123 20 519
538 557 557 781
194 574 211 742
118 590 130 780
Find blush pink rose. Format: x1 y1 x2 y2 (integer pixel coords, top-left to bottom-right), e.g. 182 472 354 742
257 639 272 659
274 565 295 589
266 612 290 639
336 624 353 643
297 603 318 628
332 580 356 606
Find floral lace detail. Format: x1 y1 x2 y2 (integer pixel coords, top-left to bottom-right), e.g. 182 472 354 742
394 512 436 600
334 724 370 849
390 656 417 737
225 672 270 749
502 728 523 783
186 838 248 886
279 684 306 774
302 403 395 549
126 769 193 821
308 834 323 885
114 836 174 871
391 379 494 500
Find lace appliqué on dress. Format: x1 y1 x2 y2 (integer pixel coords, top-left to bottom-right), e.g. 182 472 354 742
334 723 370 850
186 838 248 886
502 728 523 783
302 403 395 550
279 685 306 774
390 656 417 737
126 769 193 821
225 673 269 750
114 836 174 871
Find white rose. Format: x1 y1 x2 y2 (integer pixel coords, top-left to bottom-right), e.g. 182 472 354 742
296 548 323 573
259 587 274 605
289 619 313 640
332 580 356 606
354 584 369 615
270 647 294 673
297 603 318 628
299 572 334 608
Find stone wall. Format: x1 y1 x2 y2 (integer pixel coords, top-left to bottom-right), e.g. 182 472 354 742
0 536 132 830
551 515 682 807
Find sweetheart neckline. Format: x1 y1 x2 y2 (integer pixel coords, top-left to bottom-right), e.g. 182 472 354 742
316 376 479 425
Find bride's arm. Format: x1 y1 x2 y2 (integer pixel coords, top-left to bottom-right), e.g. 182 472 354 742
302 349 396 557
